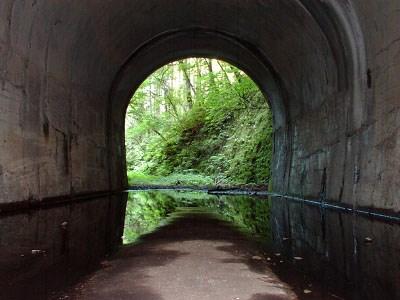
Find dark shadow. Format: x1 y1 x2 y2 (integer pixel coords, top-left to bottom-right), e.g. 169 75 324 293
73 286 164 300
0 194 128 300
63 209 289 298
134 211 250 243
249 293 289 300
216 244 267 274
61 247 188 299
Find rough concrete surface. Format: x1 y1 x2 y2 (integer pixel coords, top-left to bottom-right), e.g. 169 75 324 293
0 0 399 210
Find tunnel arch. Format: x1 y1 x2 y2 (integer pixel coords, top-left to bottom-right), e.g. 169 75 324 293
107 28 289 189
110 28 287 123
106 1 367 202
1 0 383 208
108 28 288 123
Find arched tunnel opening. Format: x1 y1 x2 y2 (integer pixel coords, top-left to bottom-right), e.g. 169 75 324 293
1 1 400 299
123 57 273 244
124 57 273 187
111 28 289 194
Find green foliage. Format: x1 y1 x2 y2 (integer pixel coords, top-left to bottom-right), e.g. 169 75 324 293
127 171 214 186
127 171 158 185
125 58 273 186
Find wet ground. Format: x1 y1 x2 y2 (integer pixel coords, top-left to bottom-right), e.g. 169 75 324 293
61 208 298 300
2 190 399 299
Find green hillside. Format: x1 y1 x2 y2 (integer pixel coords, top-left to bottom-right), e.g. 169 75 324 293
125 58 273 186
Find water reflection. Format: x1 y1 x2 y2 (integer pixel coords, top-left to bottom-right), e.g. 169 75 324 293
123 190 270 244
124 190 400 299
270 197 400 299
0 194 127 300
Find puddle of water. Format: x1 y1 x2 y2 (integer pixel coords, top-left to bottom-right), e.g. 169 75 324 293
124 190 400 299
123 190 270 245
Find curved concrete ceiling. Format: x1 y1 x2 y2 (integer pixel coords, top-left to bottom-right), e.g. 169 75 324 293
2 0 357 120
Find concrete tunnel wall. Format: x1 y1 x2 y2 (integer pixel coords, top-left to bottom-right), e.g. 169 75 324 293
0 1 400 279
1 0 399 211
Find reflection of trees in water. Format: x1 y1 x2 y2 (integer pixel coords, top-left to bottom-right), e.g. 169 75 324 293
123 191 270 245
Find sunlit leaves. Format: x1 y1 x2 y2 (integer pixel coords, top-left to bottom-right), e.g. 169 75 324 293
125 58 272 184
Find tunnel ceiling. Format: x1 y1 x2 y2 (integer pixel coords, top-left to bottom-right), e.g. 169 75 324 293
1 0 352 122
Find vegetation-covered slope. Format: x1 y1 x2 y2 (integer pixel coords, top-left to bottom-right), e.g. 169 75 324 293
125 58 273 186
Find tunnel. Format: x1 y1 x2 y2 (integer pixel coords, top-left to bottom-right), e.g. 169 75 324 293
1 0 400 298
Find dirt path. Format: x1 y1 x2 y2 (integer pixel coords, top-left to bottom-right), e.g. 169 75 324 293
62 208 297 300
